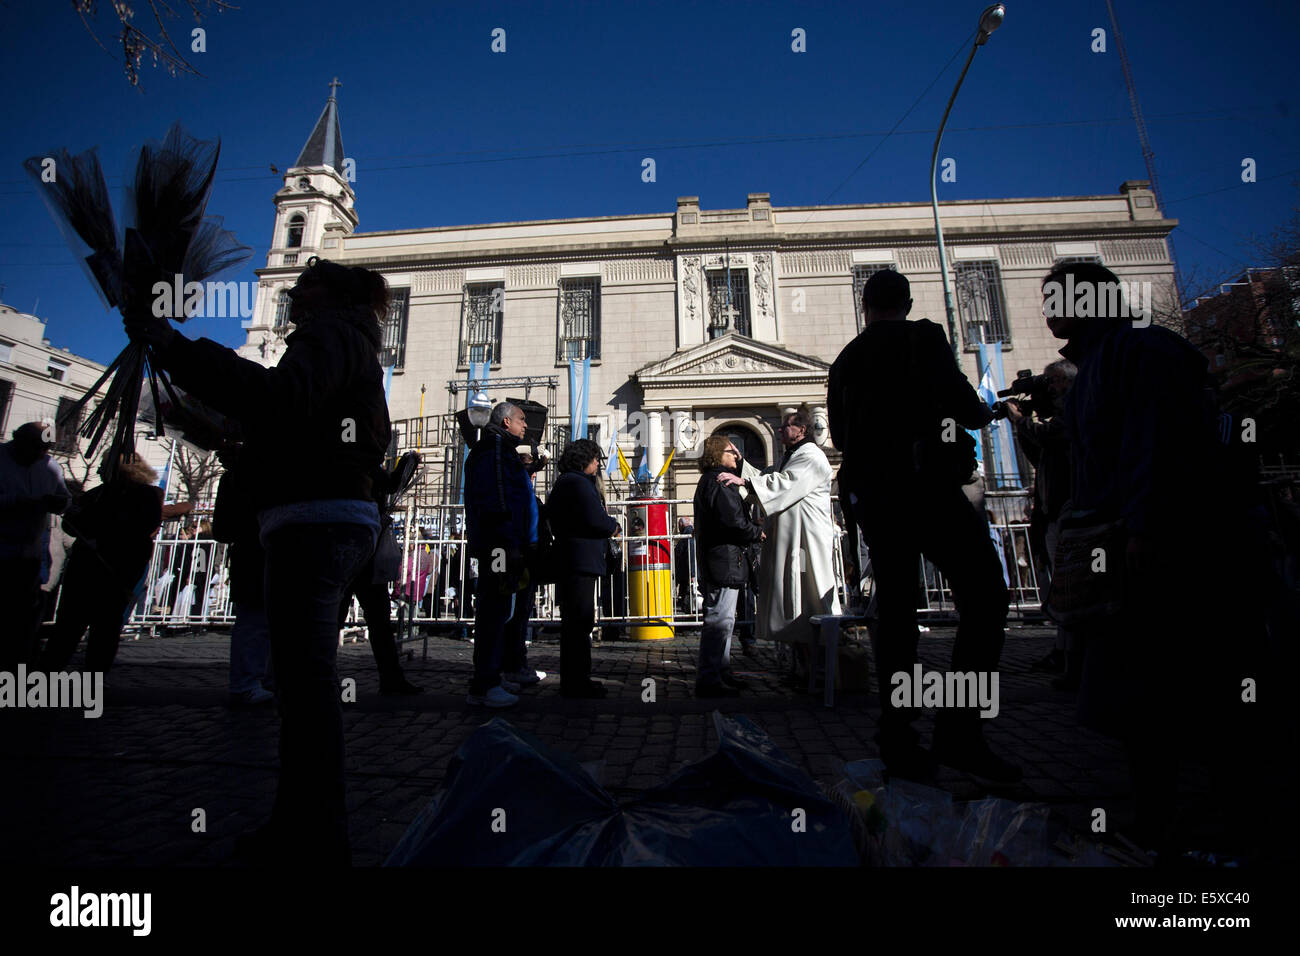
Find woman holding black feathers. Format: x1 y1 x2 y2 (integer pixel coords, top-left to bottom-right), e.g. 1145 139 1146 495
125 256 391 868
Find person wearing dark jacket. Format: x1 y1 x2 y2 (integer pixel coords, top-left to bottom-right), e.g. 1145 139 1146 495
40 451 160 673
125 256 390 868
1043 261 1276 857
828 268 1018 785
693 434 765 697
500 445 548 687
547 438 619 698
463 403 537 707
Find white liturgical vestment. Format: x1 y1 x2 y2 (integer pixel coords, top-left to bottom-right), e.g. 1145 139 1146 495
742 442 842 642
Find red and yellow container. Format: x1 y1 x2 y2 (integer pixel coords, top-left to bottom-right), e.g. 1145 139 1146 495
627 496 674 641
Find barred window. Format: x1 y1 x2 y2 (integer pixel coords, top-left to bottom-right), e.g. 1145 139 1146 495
954 260 1011 347
706 270 750 338
54 395 81 455
557 277 601 362
851 263 898 332
273 290 292 331
459 283 504 365
555 422 601 451
380 288 410 369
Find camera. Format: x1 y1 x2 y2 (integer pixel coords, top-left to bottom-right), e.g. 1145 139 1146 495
991 369 1054 420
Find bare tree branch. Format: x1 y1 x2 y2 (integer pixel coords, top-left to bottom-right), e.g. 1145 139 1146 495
70 0 239 88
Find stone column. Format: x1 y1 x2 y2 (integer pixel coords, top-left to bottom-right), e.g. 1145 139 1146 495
647 407 665 484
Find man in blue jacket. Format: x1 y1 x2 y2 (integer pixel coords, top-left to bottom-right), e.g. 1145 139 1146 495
463 402 536 708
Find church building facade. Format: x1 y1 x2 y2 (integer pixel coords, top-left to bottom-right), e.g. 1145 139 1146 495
239 90 1179 505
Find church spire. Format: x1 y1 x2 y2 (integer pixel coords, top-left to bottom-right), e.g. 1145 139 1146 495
294 77 345 172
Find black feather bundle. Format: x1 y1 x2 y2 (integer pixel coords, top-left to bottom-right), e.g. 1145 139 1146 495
24 124 251 483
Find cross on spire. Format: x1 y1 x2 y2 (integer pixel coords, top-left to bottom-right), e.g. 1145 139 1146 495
328 76 342 99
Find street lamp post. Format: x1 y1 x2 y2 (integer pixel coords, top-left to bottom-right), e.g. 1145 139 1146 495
930 3 1006 358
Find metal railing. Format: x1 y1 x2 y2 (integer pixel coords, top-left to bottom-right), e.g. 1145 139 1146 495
100 491 1045 637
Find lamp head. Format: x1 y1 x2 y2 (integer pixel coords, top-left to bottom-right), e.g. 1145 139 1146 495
976 3 1005 45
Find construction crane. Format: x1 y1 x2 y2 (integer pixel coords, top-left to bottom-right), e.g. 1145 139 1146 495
1106 0 1183 302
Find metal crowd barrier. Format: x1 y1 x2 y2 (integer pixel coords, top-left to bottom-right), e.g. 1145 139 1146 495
99 491 1043 637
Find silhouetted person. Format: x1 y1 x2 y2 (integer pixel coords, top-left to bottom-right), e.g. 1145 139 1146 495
694 434 765 697
463 402 536 708
336 462 421 696
0 421 70 669
548 438 619 698
40 452 161 673
1002 360 1076 684
127 256 391 867
828 268 1019 784
1042 261 1275 856
213 443 274 708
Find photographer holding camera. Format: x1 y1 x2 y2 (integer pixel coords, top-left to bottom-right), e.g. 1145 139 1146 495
995 360 1077 687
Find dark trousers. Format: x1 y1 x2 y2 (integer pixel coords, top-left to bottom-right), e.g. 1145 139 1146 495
338 562 403 685
0 556 44 671
501 585 535 675
858 483 1008 746
558 573 597 690
262 522 373 866
39 549 136 673
470 571 514 695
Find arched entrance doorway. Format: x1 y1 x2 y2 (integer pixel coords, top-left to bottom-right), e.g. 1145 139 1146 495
718 423 767 470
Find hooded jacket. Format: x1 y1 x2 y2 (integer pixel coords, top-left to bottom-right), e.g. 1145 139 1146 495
156 303 390 513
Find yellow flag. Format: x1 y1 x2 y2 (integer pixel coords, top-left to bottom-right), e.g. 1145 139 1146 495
655 448 675 480
615 445 632 481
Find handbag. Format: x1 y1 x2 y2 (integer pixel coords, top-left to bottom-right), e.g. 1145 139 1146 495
371 517 402 584
1043 518 1128 626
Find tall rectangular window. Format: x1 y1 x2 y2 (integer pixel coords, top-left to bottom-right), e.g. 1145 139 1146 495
706 269 750 338
459 283 504 365
54 395 81 455
0 340 13 364
380 288 410 369
555 422 601 451
557 277 601 362
0 379 12 436
273 290 292 331
851 263 897 332
954 260 1011 347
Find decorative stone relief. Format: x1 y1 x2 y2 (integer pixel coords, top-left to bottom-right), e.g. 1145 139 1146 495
705 252 750 270
897 247 940 271
779 251 852 275
507 264 559 288
694 354 777 375
752 253 773 322
681 256 702 326
604 258 674 283
999 243 1053 268
413 269 465 293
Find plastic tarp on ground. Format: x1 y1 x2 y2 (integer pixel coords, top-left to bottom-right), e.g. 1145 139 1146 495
386 713 858 866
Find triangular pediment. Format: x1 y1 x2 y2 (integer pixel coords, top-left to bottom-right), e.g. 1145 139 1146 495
635 333 829 381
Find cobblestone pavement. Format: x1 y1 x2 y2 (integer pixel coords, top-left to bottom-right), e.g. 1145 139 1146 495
1 624 1220 866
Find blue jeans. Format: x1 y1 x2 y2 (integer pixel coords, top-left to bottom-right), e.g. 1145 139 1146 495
229 602 272 694
698 585 738 687
261 521 374 864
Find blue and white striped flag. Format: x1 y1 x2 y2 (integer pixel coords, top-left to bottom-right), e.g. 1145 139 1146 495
568 355 590 441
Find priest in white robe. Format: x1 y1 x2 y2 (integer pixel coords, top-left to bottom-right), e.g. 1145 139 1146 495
719 408 842 643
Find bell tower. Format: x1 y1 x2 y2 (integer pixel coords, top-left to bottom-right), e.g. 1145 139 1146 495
243 78 360 363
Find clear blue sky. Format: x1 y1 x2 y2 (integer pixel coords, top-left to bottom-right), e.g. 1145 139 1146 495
1 0 1297 365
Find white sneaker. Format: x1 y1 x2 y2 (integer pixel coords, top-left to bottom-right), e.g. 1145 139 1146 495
505 669 545 686
500 678 521 693
467 686 518 708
